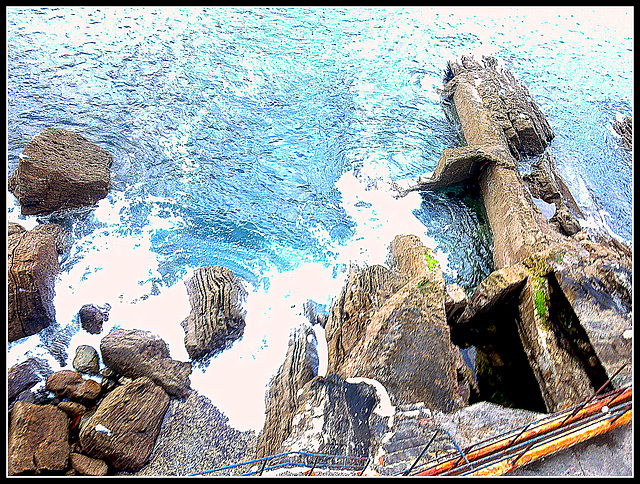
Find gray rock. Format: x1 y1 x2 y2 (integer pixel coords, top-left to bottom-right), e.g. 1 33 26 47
257 322 319 458
79 303 110 335
8 357 53 402
73 344 101 375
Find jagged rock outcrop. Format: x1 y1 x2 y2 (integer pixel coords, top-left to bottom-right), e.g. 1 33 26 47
8 401 70 475
181 265 248 361
523 151 582 236
325 234 467 412
8 223 65 342
256 322 319 459
8 127 112 215
443 54 554 159
395 55 632 414
79 377 170 473
100 329 192 399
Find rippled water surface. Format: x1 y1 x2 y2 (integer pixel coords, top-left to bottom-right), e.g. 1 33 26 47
7 7 633 431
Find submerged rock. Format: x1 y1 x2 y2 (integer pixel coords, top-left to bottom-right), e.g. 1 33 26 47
100 329 192 399
8 127 112 215
8 223 64 342
180 265 248 361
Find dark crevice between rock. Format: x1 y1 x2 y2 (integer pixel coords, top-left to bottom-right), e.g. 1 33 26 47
546 272 613 394
450 288 548 414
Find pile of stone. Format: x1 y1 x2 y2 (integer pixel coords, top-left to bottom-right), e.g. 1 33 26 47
7 128 255 476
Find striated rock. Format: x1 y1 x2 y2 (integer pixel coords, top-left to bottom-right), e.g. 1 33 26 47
8 223 64 342
8 127 112 215
73 345 101 375
79 377 170 473
326 234 465 412
523 151 582 236
278 374 379 459
8 401 70 475
181 265 248 361
8 357 53 403
100 328 192 399
257 322 319 458
46 370 102 403
79 304 110 334
69 452 109 476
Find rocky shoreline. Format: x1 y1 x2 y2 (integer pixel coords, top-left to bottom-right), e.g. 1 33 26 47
7 55 632 476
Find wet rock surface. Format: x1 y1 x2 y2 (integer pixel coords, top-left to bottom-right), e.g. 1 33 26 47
8 127 112 215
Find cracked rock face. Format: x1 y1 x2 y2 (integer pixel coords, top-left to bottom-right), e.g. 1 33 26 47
8 127 112 215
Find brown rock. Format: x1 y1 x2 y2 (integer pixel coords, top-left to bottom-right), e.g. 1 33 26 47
257 323 318 458
46 370 102 403
8 401 70 475
181 265 248 360
100 328 192 399
8 127 112 215
57 401 87 420
8 223 64 342
79 377 170 473
326 235 465 412
69 453 109 476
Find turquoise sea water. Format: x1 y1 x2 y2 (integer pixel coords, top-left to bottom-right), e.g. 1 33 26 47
6 7 633 430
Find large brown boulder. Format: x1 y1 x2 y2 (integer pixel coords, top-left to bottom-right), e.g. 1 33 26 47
325 234 466 413
8 127 112 215
8 223 64 342
256 322 319 458
79 377 170 473
100 329 192 399
180 265 248 361
8 401 70 475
